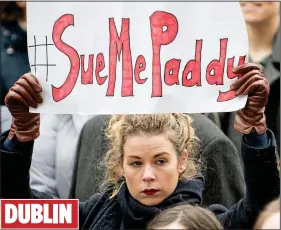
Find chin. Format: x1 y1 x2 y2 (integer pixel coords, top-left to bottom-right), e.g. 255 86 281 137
243 15 266 24
139 197 164 206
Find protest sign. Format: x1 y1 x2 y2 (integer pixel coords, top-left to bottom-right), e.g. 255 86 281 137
26 2 249 114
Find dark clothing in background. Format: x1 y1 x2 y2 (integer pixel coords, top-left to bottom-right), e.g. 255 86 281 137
69 114 245 208
1 129 279 229
0 2 10 14
221 30 280 155
0 21 30 105
266 77 280 150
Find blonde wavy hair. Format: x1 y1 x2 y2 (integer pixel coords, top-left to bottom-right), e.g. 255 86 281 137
99 113 202 198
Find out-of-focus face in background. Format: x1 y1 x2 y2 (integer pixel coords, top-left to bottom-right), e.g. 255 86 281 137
15 1 26 10
240 1 280 24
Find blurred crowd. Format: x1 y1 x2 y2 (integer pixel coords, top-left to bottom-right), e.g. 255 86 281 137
0 1 280 229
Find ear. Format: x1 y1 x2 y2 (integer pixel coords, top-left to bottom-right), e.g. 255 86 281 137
178 149 188 174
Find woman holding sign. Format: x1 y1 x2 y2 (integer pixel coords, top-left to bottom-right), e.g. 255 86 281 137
1 63 279 229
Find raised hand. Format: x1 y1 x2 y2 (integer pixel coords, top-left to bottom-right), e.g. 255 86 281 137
231 63 270 135
5 73 43 142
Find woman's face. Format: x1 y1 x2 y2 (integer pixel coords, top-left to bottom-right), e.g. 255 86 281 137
239 2 280 24
122 134 187 206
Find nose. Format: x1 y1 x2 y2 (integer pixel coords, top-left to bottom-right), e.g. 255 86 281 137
142 166 156 182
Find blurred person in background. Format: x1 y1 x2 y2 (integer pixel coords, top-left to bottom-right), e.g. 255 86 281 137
0 2 9 15
221 1 280 154
0 1 94 199
241 1 280 64
1 1 28 131
30 113 94 199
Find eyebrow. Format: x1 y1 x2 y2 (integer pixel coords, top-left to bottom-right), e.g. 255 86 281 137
153 152 170 158
127 152 169 159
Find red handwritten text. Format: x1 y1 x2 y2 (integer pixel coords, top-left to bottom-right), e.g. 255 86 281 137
52 12 246 102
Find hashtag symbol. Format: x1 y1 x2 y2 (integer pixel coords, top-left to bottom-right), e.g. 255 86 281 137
29 36 56 82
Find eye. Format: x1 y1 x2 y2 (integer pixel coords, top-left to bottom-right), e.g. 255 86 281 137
130 161 142 167
156 159 166 165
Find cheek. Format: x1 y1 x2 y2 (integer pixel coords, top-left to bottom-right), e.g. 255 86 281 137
170 158 182 172
123 164 136 178
262 4 278 17
125 175 136 189
123 168 135 183
123 167 143 196
272 3 281 14
158 162 180 181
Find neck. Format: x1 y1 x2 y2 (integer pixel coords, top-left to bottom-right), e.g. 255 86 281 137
246 16 280 62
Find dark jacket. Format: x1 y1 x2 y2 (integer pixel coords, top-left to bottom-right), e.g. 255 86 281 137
1 129 279 229
266 77 280 150
70 114 245 208
0 21 30 105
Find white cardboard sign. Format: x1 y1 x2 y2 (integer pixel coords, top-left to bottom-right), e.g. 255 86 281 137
27 2 248 114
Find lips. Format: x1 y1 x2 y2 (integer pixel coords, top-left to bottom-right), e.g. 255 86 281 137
142 189 159 196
